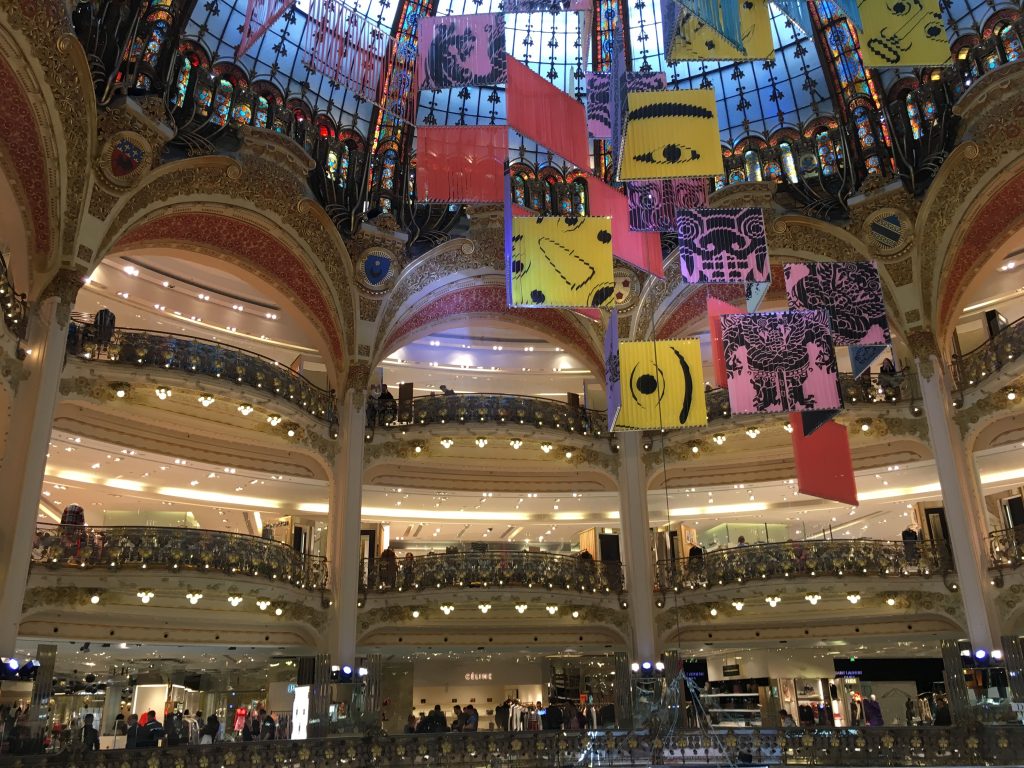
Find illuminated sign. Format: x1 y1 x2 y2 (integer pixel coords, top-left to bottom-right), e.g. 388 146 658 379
464 672 493 681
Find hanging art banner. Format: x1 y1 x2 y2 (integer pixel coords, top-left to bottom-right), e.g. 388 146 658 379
707 295 743 389
507 57 591 170
609 60 669 177
791 415 859 506
588 177 665 278
678 207 769 285
605 309 622 433
503 0 591 10
626 178 709 232
720 310 842 414
857 0 951 66
618 89 725 180
508 216 615 308
416 126 508 203
663 0 774 62
660 0 745 53
612 339 708 430
772 0 812 34
585 72 612 140
784 261 891 377
417 13 508 90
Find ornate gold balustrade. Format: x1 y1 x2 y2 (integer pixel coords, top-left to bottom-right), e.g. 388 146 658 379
31 524 328 592
954 317 1024 391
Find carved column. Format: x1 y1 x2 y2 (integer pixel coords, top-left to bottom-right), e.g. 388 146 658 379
326 389 366 666
918 352 1002 652
616 431 657 663
0 279 77 654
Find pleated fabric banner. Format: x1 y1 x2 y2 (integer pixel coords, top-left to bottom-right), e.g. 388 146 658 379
588 177 665 278
857 0 951 66
508 216 615 308
416 126 508 203
507 57 590 170
663 0 774 61
772 0 812 33
611 69 669 176
720 310 842 414
678 208 769 284
707 296 743 389
605 309 622 433
612 339 708 430
503 0 591 10
660 0 745 53
784 261 891 378
619 90 724 180
585 72 612 140
790 415 859 506
626 178 709 232
417 13 508 90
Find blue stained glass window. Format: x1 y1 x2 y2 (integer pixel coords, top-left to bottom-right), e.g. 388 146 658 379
255 96 270 128
173 56 192 107
780 142 798 183
906 96 922 140
212 79 233 126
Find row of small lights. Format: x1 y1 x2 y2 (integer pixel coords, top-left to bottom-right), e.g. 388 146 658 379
125 590 284 614
411 604 584 618
120 264 279 321
438 437 573 458
689 593 903 616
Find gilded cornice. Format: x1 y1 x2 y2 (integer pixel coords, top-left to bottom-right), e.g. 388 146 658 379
0 1 94 264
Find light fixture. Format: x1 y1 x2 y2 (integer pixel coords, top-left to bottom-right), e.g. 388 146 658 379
712 433 726 446
137 590 154 604
564 450 573 459
198 395 215 408
256 599 271 611
992 650 1004 661
440 604 454 615
765 595 781 607
267 415 282 426
783 422 794 434
440 438 454 449
1007 388 1018 402
745 427 760 439
571 610 580 619
110 383 129 398
155 386 172 400
89 593 101 605
509 438 523 449
630 662 640 673
475 437 488 448
286 426 297 438
411 610 420 618
515 604 528 614
237 404 254 416
709 606 718 616
478 603 492 614
690 443 700 454
540 442 553 454
274 607 283 616
846 592 862 604
805 593 822 605
641 661 653 671
185 591 203 605
546 605 558 615
975 649 988 660
731 599 745 611
414 444 422 454
885 596 897 606
228 595 243 607
859 420 871 432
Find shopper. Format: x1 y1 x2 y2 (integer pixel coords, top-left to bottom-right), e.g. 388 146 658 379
125 714 141 749
81 713 100 751
736 536 747 547
200 714 219 744
259 709 276 740
463 704 479 732
241 716 253 741
403 714 417 734
429 704 447 732
451 705 464 732
779 710 796 728
933 697 952 726
141 710 165 747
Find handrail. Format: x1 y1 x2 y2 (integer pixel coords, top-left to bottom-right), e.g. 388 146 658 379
988 525 1024 567
953 315 1024 390
31 524 328 591
656 538 953 592
360 550 625 594
66 322 337 424
0 255 28 341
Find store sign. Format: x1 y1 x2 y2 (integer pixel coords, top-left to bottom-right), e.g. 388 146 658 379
834 670 863 679
464 672 493 681
722 664 741 677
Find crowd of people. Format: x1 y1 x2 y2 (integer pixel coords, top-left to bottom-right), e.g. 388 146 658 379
405 704 480 733
85 708 280 749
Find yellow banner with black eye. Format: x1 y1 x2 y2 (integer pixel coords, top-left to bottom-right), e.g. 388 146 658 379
509 215 615 309
857 0 952 67
666 0 774 62
613 339 708 430
618 90 725 180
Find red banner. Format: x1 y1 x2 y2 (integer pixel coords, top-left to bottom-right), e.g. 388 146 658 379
237 0 291 57
417 126 508 203
791 415 858 507
707 296 743 389
506 57 590 171
587 177 663 277
300 0 394 106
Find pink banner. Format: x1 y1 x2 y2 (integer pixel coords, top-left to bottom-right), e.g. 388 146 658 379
588 177 664 278
707 296 742 389
417 126 508 203
627 178 709 231
678 207 769 285
237 0 290 57
507 57 590 170
418 14 507 90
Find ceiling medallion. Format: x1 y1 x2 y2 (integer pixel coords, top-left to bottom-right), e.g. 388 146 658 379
357 247 399 295
98 131 151 189
863 207 913 259
612 265 640 312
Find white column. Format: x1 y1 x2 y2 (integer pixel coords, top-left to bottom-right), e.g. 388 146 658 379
326 390 365 666
0 297 68 654
919 355 1002 652
616 431 657 662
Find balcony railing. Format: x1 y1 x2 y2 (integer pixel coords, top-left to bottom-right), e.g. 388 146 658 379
988 526 1024 568
9 725 1024 766
66 323 337 424
0 255 28 341
954 316 1024 391
31 525 328 591
360 551 624 595
656 538 953 592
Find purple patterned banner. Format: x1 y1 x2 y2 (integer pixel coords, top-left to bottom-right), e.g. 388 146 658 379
585 72 611 139
784 261 891 348
605 309 621 433
721 310 841 415
626 178 709 231
678 207 769 284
